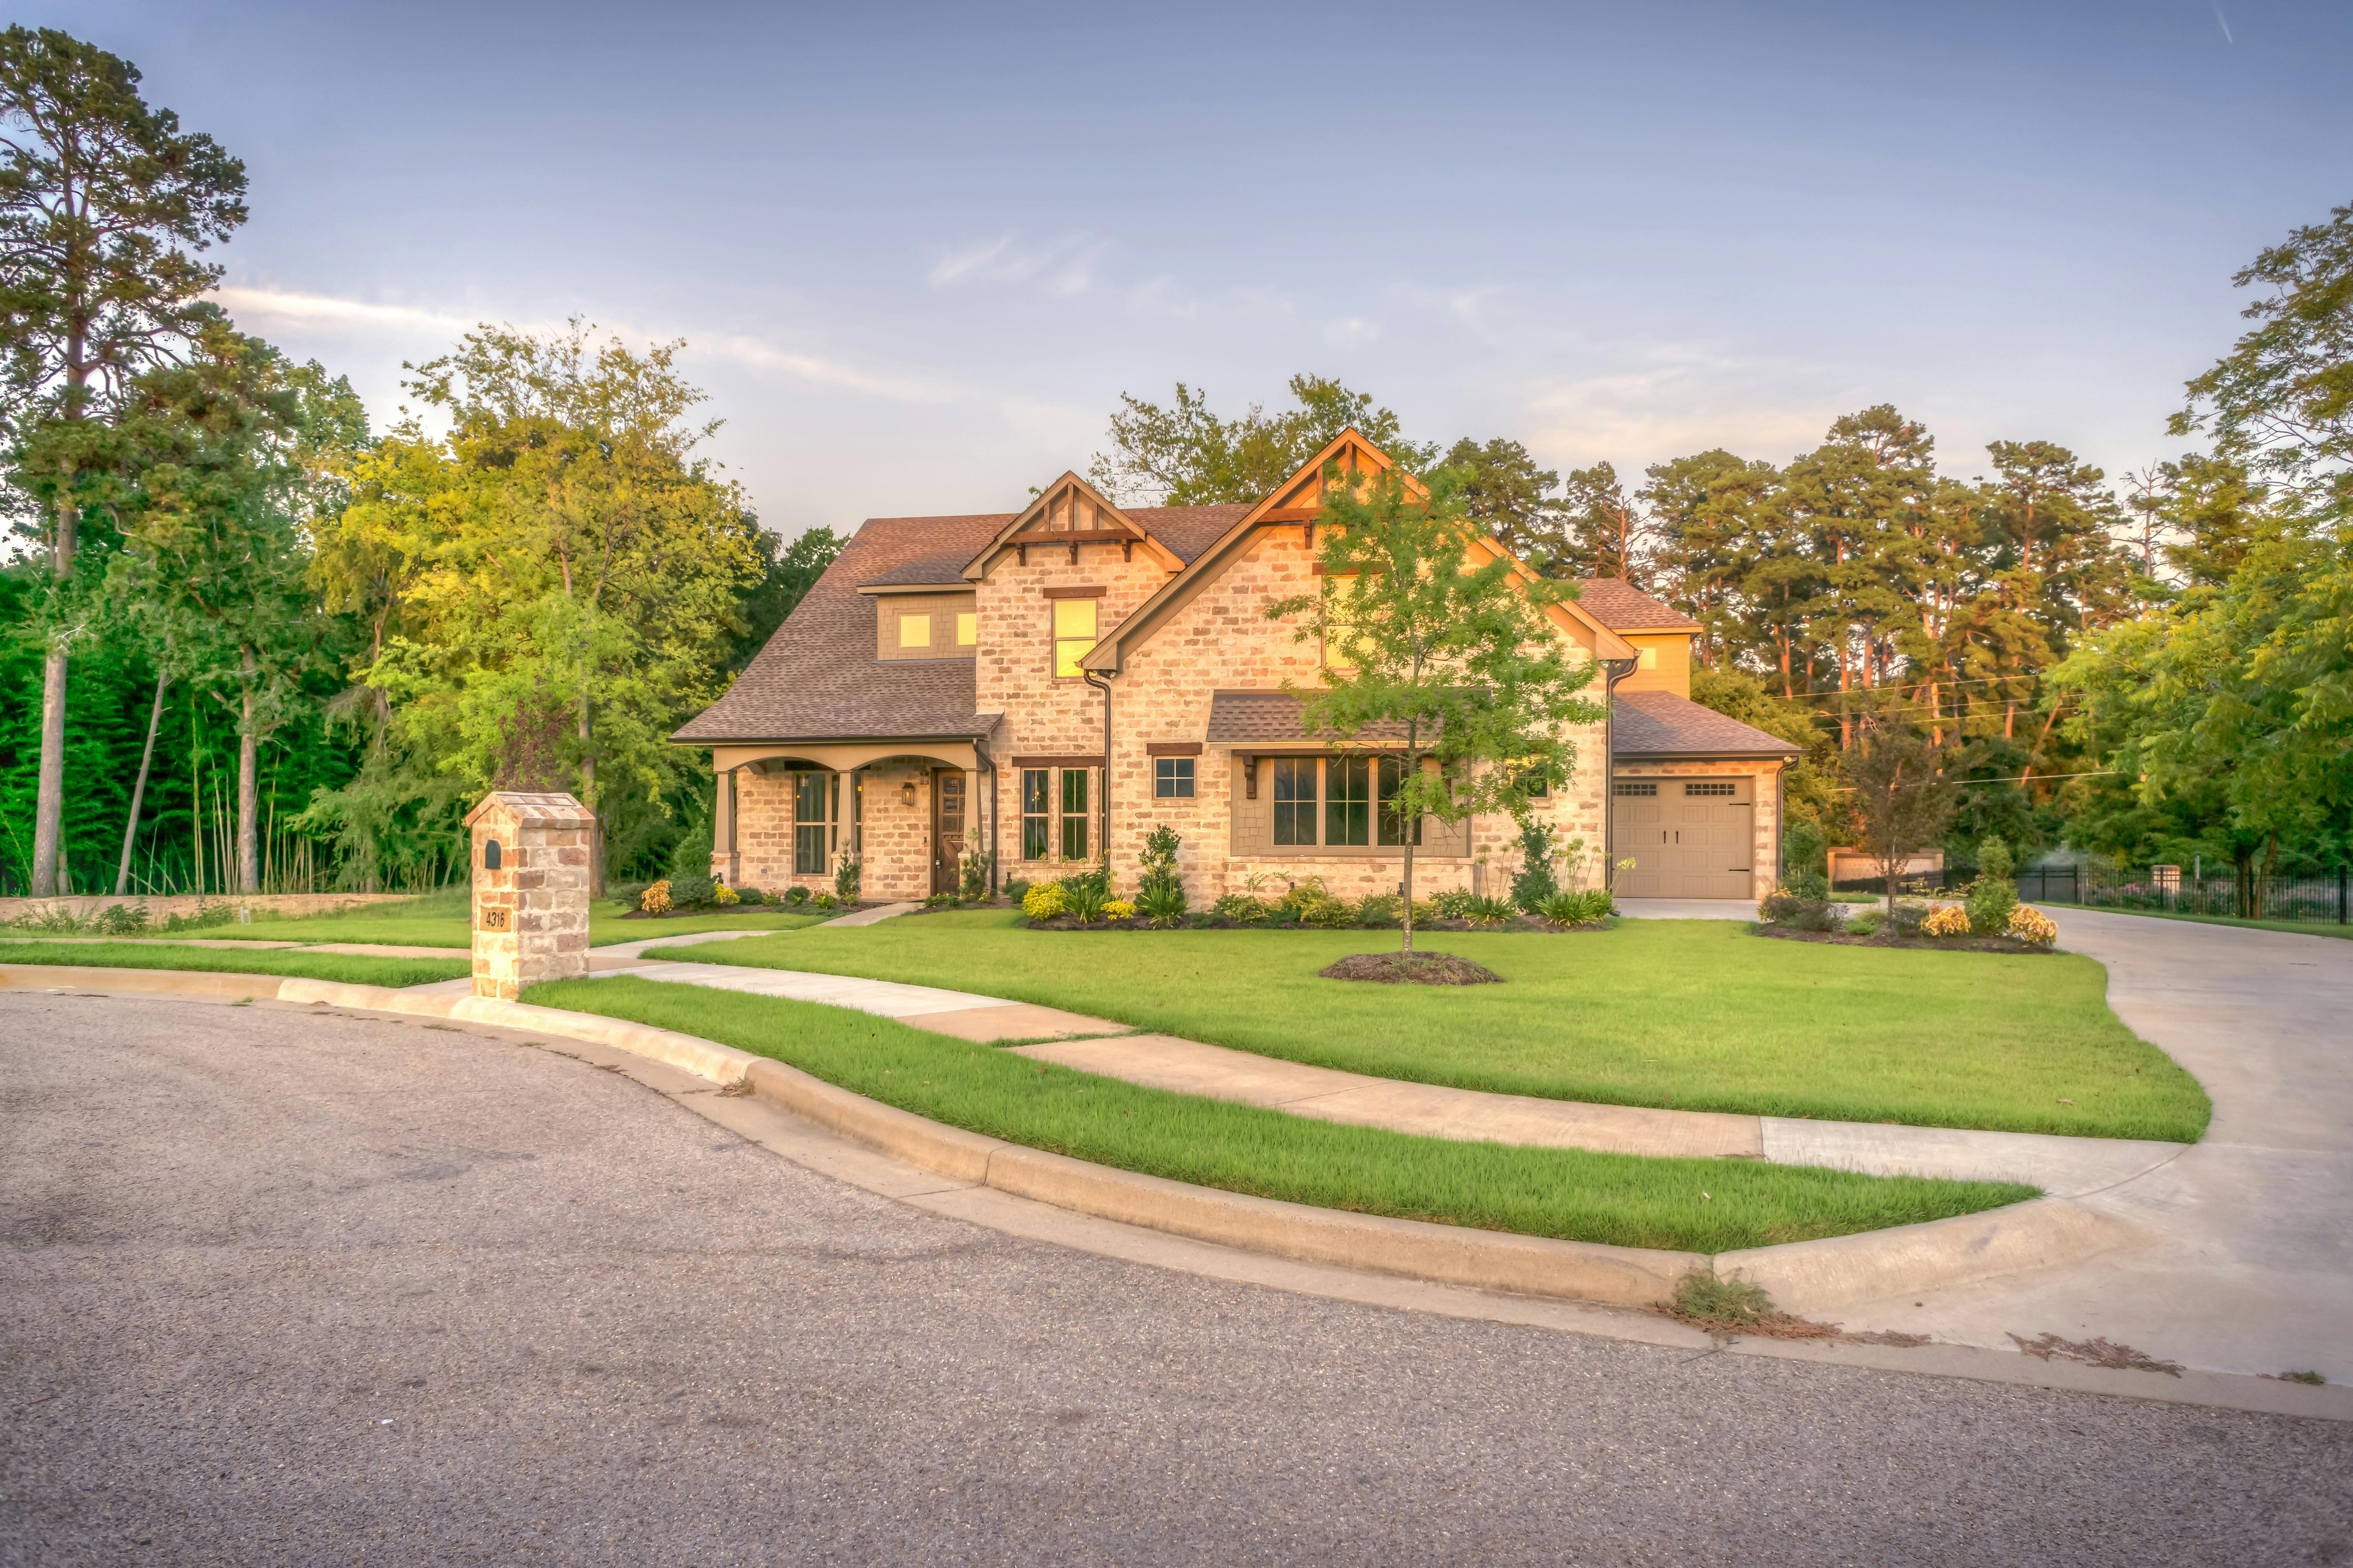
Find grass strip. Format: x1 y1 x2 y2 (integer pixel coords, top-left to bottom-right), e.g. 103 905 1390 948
648 912 2211 1143
0 940 468 989
114 887 830 948
527 974 2040 1255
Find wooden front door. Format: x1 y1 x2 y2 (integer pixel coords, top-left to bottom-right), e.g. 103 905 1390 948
931 770 967 895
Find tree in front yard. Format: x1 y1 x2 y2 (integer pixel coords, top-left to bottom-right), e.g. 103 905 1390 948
1267 465 1608 955
1840 711 1961 910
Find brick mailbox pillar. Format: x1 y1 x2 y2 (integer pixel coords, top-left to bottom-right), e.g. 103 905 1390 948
464 790 595 1000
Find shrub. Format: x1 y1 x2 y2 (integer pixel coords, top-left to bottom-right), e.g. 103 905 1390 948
1464 894 1517 927
1964 836 2021 936
1921 904 1971 937
1846 908 1885 936
811 891 838 911
1136 881 1189 924
1537 889 1610 925
1425 887 1477 920
1003 878 1031 906
1103 898 1137 920
1136 825 1186 919
739 886 769 905
2008 905 2058 948
1886 899 1932 938
670 874 717 909
1508 820 1559 913
1757 890 1845 932
923 892 960 909
712 883 741 907
1064 876 1110 923
96 903 151 936
640 880 674 914
162 901 234 933
959 850 993 903
1211 892 1269 922
833 849 862 902
1783 867 1829 901
1297 894 1357 929
1022 882 1068 920
1355 892 1402 927
782 885 810 907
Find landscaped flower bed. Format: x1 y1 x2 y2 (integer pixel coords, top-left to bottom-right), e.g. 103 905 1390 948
1754 889 2058 953
612 876 875 920
1013 865 1615 934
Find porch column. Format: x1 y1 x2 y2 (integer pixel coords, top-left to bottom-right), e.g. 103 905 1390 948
713 763 739 885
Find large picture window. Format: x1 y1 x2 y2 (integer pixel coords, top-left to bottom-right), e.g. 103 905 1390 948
1272 758 1317 845
1053 598 1097 678
1060 768 1089 860
1022 769 1051 860
794 770 832 874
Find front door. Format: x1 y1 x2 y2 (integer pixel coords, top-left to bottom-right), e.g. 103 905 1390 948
931 770 967 895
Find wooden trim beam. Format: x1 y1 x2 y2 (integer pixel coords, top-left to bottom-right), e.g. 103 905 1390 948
1043 585 1107 600
1009 754 1106 770
1144 741 1202 757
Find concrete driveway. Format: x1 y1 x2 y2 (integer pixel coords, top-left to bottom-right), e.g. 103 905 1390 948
7 993 2350 1566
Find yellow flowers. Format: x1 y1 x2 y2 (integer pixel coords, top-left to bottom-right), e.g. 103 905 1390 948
640 879 672 914
1921 904 1972 938
1022 883 1067 920
1103 898 1137 920
712 883 740 906
2007 905 2059 948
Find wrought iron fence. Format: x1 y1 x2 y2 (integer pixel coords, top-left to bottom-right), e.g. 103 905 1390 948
2022 863 2351 926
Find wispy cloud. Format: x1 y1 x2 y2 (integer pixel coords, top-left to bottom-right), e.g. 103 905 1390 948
1521 342 1834 469
926 233 1105 297
1322 316 1380 348
211 284 956 404
2211 3 2234 44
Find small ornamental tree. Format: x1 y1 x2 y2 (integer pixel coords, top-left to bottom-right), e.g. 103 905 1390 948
1266 465 1608 955
1840 712 1961 911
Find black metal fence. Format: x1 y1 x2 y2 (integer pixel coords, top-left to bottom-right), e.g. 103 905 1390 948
2021 864 2352 926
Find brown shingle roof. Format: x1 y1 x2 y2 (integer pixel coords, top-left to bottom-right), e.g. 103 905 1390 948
1612 690 1800 758
674 515 1005 744
1574 578 1701 632
1127 504 1252 562
1202 690 1413 745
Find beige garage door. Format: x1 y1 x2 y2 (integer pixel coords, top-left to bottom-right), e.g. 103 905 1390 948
1612 777 1755 899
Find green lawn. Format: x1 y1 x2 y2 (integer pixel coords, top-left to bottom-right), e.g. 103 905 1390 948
648 912 2212 1142
155 887 829 947
528 975 2038 1255
2046 903 2353 941
0 940 468 988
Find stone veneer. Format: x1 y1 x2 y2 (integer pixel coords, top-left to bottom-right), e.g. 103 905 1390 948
464 791 593 1000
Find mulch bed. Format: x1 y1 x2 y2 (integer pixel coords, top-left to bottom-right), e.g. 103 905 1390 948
617 901 881 920
1755 925 2047 954
1317 952 1502 985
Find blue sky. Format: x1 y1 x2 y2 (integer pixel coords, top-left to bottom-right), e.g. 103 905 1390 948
41 0 2353 536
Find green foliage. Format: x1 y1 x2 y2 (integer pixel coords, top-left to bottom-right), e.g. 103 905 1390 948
1846 908 1885 936
1021 881 1067 921
1087 374 1437 506
1136 880 1189 924
1535 889 1612 925
1354 892 1402 927
1966 836 2022 936
1782 867 1829 900
668 873 716 909
1508 819 1557 912
832 848 861 901
1000 878 1030 907
1135 823 1185 919
1672 1271 1778 1327
1757 891 1847 932
782 885 810 906
0 938 464 987
1062 875 1109 923
959 849 993 903
1462 894 1517 926
1211 892 1270 923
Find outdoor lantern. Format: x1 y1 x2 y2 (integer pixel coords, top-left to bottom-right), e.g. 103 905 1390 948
900 781 918 807
483 838 502 870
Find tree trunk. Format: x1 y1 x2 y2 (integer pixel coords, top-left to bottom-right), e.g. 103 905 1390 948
579 692 603 897
237 646 260 894
116 672 168 897
31 645 68 896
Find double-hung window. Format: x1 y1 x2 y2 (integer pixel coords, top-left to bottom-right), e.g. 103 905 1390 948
1053 598 1097 679
1377 756 1422 847
794 771 832 874
1272 758 1317 846
1326 756 1371 846
1060 768 1090 859
1022 769 1051 860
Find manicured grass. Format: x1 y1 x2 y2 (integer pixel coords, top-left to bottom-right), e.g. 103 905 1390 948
650 912 2213 1142
2045 903 2353 941
0 940 468 988
527 974 2039 1255
163 887 829 947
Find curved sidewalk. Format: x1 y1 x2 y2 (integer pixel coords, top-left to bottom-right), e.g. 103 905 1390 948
582 949 2187 1196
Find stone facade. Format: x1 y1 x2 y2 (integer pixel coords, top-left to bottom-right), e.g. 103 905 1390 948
464 791 593 1000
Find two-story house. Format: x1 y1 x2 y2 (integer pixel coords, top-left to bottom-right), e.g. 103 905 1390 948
675 431 1798 905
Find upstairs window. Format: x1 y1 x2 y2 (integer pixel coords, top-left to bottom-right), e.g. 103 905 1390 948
955 611 978 647
898 613 932 650
1053 598 1097 678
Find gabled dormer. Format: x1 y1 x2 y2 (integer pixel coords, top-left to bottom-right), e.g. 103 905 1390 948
962 472 1188 580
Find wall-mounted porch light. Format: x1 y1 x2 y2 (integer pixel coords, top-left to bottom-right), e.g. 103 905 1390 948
900 781 918 807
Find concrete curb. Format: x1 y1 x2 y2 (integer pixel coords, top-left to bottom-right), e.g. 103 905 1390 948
2 962 2147 1313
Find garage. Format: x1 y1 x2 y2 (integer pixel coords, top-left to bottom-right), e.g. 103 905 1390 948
1611 776 1756 899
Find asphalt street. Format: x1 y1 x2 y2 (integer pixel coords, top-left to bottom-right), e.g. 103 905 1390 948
4 992 2347 1567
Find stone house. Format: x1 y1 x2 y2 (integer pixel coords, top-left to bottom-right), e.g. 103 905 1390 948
674 431 1798 905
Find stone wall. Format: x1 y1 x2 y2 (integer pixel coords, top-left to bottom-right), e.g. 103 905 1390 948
468 799 591 1001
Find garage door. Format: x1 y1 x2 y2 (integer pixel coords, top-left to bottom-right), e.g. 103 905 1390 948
1612 777 1755 899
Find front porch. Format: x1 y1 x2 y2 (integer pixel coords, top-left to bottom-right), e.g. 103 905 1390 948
709 741 995 902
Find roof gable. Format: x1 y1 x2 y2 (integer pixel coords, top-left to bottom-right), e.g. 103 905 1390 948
962 472 1184 579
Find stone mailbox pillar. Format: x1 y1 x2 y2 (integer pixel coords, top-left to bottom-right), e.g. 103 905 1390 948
464 790 595 1000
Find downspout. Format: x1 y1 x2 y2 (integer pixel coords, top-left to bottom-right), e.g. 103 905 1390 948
1599 657 1637 892
1083 669 1113 879
1775 761 1787 892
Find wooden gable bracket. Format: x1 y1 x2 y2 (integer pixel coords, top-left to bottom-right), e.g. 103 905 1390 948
1067 538 1079 565
1241 753 1258 800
